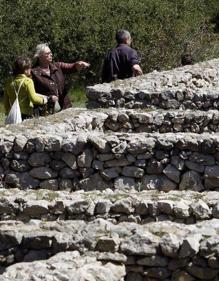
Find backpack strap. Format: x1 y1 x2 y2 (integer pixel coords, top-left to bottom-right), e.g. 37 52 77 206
12 78 25 98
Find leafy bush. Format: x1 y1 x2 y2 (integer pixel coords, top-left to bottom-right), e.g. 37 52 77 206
0 0 219 90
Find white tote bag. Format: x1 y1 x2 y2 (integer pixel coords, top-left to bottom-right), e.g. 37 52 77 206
5 79 25 125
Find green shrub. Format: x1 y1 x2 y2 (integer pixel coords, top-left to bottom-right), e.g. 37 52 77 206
0 0 219 90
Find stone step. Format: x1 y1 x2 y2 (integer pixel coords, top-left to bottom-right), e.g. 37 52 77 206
1 132 219 192
1 218 219 280
86 58 219 110
0 189 218 224
2 108 219 135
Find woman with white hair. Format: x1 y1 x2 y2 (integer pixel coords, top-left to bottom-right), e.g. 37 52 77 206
31 43 90 114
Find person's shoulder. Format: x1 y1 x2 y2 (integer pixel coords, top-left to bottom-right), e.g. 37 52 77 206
24 77 32 82
126 45 138 57
24 77 34 86
125 44 136 52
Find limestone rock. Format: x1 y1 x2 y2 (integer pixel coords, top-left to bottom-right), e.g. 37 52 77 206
96 236 120 252
5 172 40 189
77 149 93 168
28 152 50 167
88 135 110 153
110 198 134 215
79 173 113 191
191 200 211 219
101 167 121 180
142 175 177 191
163 164 180 183
1 251 126 281
179 171 204 191
137 255 168 267
120 232 159 256
22 201 49 217
187 263 218 280
122 166 144 178
13 135 27 152
95 200 112 214
114 177 136 189
205 165 219 188
179 234 202 258
160 233 181 258
61 152 77 169
30 167 58 180
10 159 30 172
39 179 59 190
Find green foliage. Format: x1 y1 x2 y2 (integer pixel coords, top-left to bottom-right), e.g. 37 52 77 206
0 95 5 124
69 86 87 108
0 0 219 89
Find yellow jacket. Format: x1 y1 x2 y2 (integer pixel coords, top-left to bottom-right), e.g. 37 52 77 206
4 74 44 116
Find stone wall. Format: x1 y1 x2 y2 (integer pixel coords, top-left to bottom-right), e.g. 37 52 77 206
1 131 219 192
2 59 219 280
86 59 219 110
1 250 126 281
97 109 219 133
1 218 219 281
2 108 219 134
0 188 218 223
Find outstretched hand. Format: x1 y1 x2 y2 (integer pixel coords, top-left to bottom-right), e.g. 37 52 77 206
75 61 90 71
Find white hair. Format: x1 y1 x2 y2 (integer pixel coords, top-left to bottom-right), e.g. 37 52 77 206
33 43 50 60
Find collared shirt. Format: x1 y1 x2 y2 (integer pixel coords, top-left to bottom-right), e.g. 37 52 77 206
4 74 44 116
102 43 140 83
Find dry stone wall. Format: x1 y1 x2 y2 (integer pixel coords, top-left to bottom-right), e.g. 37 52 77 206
2 107 219 134
86 59 219 110
1 59 219 280
1 218 219 281
1 131 219 192
1 251 126 281
0 188 218 224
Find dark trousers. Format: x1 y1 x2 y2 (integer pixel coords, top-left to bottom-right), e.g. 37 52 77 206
21 114 32 121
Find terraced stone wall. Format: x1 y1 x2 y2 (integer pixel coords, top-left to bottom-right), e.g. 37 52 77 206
1 218 219 281
2 58 219 280
0 189 218 224
2 108 219 134
1 131 219 192
86 59 219 110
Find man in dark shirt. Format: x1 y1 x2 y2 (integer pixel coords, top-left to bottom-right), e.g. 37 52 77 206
102 30 143 83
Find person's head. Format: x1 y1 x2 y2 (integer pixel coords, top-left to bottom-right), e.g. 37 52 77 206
116 30 132 45
33 43 53 66
181 53 193 66
13 57 32 77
